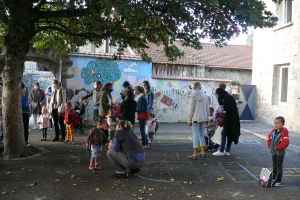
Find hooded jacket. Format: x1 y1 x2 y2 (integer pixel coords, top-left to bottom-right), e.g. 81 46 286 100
267 127 289 156
187 89 209 123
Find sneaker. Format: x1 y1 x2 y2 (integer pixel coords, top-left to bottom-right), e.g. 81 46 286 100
129 168 140 175
50 128 53 131
41 138 44 141
273 182 282 187
224 151 230 156
69 140 74 144
148 140 152 144
207 148 213 152
213 150 224 156
32 126 38 130
89 165 95 171
26 142 31 147
44 138 47 141
63 140 69 143
95 164 102 170
143 145 149 149
52 138 59 142
116 173 128 179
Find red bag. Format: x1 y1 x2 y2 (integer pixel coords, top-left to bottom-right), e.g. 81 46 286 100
216 112 226 127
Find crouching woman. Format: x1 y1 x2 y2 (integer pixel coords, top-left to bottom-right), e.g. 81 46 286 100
107 120 145 179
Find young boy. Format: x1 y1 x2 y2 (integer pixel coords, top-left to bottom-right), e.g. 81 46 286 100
86 117 108 170
64 102 76 144
267 116 289 187
206 107 216 151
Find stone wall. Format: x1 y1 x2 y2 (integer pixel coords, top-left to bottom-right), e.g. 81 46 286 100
252 0 300 132
204 68 252 85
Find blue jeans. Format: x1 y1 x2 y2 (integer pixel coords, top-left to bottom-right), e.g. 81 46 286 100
219 127 231 152
93 107 99 121
139 119 148 146
192 122 206 148
91 145 102 159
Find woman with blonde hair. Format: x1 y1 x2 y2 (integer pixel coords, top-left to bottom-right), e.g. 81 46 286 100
134 86 150 148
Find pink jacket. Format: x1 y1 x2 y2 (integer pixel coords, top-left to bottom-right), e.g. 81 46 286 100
38 113 52 128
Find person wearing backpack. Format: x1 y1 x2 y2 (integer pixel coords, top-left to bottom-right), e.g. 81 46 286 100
64 102 76 144
21 82 30 146
267 116 289 187
86 117 108 170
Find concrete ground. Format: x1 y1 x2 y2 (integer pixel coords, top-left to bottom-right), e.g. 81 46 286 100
0 121 300 200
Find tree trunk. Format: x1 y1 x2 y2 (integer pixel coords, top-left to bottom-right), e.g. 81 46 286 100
2 2 35 159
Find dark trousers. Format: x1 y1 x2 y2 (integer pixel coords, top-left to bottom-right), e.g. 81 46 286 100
22 113 30 143
49 118 53 128
52 109 65 139
42 128 47 139
272 154 284 182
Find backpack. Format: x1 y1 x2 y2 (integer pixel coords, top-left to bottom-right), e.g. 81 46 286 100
21 90 29 109
259 168 276 188
65 110 75 124
216 112 225 127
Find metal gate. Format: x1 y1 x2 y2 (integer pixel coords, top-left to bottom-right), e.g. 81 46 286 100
238 85 256 120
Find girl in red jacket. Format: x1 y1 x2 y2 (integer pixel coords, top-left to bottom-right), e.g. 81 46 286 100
267 116 289 187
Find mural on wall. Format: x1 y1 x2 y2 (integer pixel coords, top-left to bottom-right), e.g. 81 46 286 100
81 58 121 85
66 56 218 122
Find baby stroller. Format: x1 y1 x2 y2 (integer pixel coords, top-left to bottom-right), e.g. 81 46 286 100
74 101 86 135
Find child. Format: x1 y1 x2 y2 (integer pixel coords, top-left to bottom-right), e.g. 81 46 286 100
38 107 52 141
46 98 53 130
64 102 76 144
147 113 157 143
267 116 289 187
86 117 108 170
206 107 216 151
113 102 121 120
107 109 117 143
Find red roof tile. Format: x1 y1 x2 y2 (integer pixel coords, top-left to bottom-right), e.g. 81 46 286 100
177 41 253 70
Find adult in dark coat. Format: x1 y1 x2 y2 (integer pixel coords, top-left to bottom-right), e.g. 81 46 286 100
213 88 240 156
120 89 137 127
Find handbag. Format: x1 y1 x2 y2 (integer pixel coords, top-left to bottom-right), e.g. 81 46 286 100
211 126 222 145
259 168 276 188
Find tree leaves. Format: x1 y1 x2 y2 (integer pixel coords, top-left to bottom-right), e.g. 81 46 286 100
0 0 278 61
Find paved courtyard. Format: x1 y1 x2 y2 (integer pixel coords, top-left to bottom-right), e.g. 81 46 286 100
0 122 300 199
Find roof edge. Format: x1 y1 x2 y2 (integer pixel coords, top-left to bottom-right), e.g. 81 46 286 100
151 75 232 82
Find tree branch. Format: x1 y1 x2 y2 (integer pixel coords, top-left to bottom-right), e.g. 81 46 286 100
35 4 105 19
34 0 47 11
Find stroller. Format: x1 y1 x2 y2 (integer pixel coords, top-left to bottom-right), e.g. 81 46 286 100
74 101 86 135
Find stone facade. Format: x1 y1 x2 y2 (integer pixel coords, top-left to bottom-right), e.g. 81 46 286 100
205 68 251 85
252 0 300 132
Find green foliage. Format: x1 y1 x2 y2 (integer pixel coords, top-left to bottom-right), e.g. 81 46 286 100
0 0 278 61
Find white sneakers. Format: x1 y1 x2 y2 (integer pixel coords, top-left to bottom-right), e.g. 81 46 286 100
212 150 230 156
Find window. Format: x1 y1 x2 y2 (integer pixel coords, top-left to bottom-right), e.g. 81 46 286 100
284 0 292 24
272 65 289 105
279 66 289 103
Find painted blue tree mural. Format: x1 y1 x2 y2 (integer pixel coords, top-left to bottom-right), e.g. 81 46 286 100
81 59 121 84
